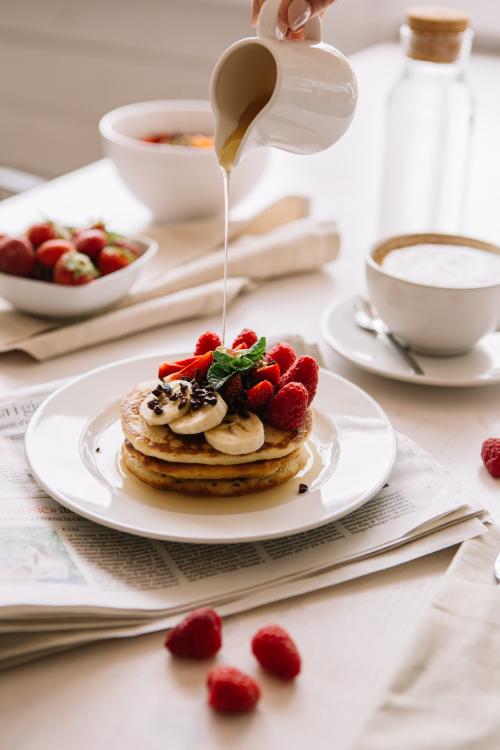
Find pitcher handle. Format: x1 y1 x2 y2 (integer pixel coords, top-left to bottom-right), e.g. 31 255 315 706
257 0 322 42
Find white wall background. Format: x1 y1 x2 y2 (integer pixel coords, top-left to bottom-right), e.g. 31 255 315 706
1 0 499 178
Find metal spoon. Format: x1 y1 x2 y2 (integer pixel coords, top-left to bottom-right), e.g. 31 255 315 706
353 296 425 376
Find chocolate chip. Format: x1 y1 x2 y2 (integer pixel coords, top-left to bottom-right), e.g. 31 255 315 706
298 483 309 494
147 399 157 410
95 447 101 453
153 386 162 397
154 406 163 415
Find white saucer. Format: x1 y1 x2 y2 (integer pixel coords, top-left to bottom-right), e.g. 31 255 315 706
321 297 500 388
24 353 396 544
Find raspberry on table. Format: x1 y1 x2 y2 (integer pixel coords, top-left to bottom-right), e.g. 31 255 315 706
207 666 261 714
268 382 308 431
279 355 319 405
267 342 296 374
481 438 500 478
247 380 274 412
194 331 222 356
251 625 301 680
165 608 222 659
232 328 258 349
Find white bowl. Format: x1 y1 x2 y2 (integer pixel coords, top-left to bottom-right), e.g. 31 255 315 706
99 100 270 222
0 235 157 319
366 233 500 356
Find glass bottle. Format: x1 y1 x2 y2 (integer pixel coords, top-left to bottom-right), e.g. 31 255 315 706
379 7 474 237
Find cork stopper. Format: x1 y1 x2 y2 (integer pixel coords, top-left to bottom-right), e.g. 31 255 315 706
405 7 470 63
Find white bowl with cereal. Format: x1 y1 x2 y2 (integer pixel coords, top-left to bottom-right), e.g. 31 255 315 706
99 100 270 223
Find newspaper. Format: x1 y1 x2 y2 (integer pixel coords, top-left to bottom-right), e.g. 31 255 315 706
0 372 487 667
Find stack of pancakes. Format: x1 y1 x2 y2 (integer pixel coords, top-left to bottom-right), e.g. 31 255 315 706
121 382 312 496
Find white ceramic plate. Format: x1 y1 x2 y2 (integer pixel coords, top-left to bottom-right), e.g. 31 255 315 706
322 297 500 388
25 354 396 544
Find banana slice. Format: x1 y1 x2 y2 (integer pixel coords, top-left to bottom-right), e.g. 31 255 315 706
205 412 265 455
139 381 191 426
170 392 227 435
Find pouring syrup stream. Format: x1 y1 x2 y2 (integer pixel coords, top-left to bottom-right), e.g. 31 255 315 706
217 98 270 345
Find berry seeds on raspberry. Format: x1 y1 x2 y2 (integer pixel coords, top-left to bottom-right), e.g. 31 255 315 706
252 625 301 680
207 666 261 714
194 331 222 356
165 608 222 659
279 355 319 405
268 382 309 432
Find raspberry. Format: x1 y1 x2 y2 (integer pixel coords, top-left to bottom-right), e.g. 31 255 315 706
268 383 308 431
267 342 296 374
232 328 258 349
279 356 319 405
254 363 280 386
247 380 274 412
221 373 243 405
207 667 261 714
194 331 221 356
481 438 500 478
165 608 222 659
251 625 301 680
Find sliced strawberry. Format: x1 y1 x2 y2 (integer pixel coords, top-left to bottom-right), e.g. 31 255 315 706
233 343 248 351
158 356 201 379
247 380 274 412
165 351 213 383
254 363 280 386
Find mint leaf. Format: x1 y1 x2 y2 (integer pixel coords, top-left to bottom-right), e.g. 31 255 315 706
207 337 266 391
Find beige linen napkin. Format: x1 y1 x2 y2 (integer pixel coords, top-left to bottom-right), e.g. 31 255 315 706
0 197 340 360
354 524 500 750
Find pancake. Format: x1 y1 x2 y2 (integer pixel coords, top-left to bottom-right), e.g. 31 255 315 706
123 439 304 479
121 382 312 466
122 442 308 497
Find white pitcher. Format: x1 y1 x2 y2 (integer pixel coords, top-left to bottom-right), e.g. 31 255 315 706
209 0 357 168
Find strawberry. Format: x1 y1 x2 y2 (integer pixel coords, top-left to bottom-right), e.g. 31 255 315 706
279 356 319 405
207 667 261 714
267 342 296 374
194 331 221 355
53 251 98 285
232 328 258 349
98 245 136 275
165 351 213 383
251 625 301 680
0 236 35 277
268 382 308 431
481 438 500 478
247 380 274 412
36 239 76 269
165 608 222 659
27 222 56 248
158 356 200 380
254 363 280 386
75 229 107 259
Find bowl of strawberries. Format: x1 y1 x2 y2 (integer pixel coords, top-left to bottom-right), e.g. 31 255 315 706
0 220 157 318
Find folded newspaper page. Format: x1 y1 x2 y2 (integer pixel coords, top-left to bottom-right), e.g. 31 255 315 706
0 519 483 669
0 382 484 636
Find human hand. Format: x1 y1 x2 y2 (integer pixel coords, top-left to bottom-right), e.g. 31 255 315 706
251 0 336 38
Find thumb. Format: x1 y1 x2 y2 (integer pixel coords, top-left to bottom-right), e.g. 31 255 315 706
281 0 335 31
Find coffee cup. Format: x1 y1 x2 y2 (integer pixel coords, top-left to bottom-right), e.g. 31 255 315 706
209 0 357 168
366 233 500 356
